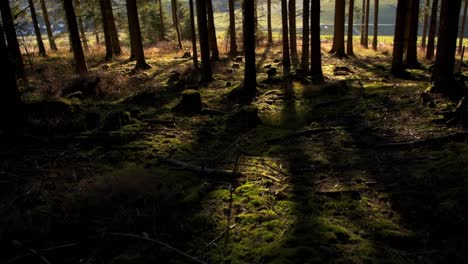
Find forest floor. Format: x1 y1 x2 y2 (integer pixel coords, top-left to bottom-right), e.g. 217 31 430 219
1 42 468 264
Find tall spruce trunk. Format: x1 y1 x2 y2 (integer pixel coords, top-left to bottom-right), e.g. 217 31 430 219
28 0 46 56
391 0 407 76
310 0 323 82
267 0 273 45
99 0 113 60
405 0 420 67
301 0 310 70
372 0 379 50
196 0 213 82
228 0 237 57
288 0 299 66
206 0 219 61
39 0 58 51
364 0 370 48
105 0 121 55
421 0 430 48
63 0 88 77
457 0 468 54
281 0 291 73
189 0 198 68
171 0 183 49
426 0 439 60
331 0 346 58
126 0 150 70
158 0 166 40
75 0 89 52
360 0 366 45
243 0 256 99
347 0 355 56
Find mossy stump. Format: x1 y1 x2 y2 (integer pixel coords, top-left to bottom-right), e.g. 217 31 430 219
227 105 262 131
173 89 202 114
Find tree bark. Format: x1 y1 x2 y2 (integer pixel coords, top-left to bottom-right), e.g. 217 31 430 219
426 0 439 60
0 0 26 79
267 0 273 45
421 0 430 49
28 0 46 56
360 0 366 46
171 0 183 49
364 0 370 48
189 0 198 68
243 0 256 99
458 0 468 54
206 0 219 61
347 0 355 56
158 0 166 41
301 0 310 70
99 0 113 60
372 0 379 50
126 0 150 70
75 0 89 52
288 0 299 66
391 0 407 76
228 0 238 57
310 0 324 82
63 0 88 77
196 0 213 82
432 0 463 96
405 0 420 67
105 0 121 55
39 0 58 51
331 0 346 58
281 0 291 74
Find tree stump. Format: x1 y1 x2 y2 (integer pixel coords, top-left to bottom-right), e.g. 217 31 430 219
172 89 202 113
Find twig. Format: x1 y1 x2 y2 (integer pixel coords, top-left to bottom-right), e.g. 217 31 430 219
11 240 51 264
109 232 207 264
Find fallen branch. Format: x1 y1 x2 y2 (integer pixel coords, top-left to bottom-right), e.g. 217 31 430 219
11 240 51 264
376 131 468 148
8 243 79 263
110 233 207 264
264 128 335 144
153 153 243 178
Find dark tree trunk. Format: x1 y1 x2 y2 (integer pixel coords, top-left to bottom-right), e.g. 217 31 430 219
189 0 198 68
310 0 323 82
206 0 219 61
196 0 213 82
39 0 58 51
93 16 100 44
458 0 468 54
391 0 407 76
75 0 89 52
372 0 379 50
28 0 46 56
421 0 430 49
347 0 355 56
228 0 237 57
105 0 121 55
99 0 113 60
126 0 150 70
0 0 25 79
301 0 310 70
281 0 291 74
360 0 366 46
432 0 463 96
63 0 88 77
426 0 439 60
171 0 183 49
243 0 256 99
288 0 299 66
158 0 166 41
267 0 273 45
331 0 346 58
405 0 420 67
364 0 370 48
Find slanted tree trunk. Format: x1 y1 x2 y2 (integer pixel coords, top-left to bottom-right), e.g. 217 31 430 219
39 0 58 51
432 0 463 96
426 0 439 60
458 0 468 54
331 0 346 58
206 0 219 61
158 0 166 41
360 0 366 46
0 0 25 79
171 0 183 49
288 0 299 66
267 0 273 45
28 0 46 56
75 0 89 52
63 0 88 77
126 0 150 70
301 0 310 70
372 0 379 50
364 0 370 48
310 0 324 82
196 0 213 82
228 0 237 57
405 0 420 67
391 0 407 76
421 0 431 49
189 0 198 68
243 0 256 99
281 0 291 74
99 0 113 60
347 0 355 56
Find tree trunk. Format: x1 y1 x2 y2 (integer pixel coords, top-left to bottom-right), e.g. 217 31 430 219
360 0 366 46
189 0 198 68
391 0 407 76
75 0 89 52
206 0 219 61
243 0 256 99
331 0 346 58
405 0 420 67
171 0 183 49
0 0 25 79
421 0 430 49
372 0 379 50
196 0 213 82
347 0 355 56
28 0 46 56
364 0 370 48
426 0 439 60
63 0 88 77
432 0 463 96
158 0 166 41
288 0 299 66
281 0 291 74
99 0 113 60
39 0 58 51
105 0 121 55
94 16 100 44
267 0 273 45
126 0 150 70
457 0 468 54
301 0 310 70
228 0 238 57
310 0 323 82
